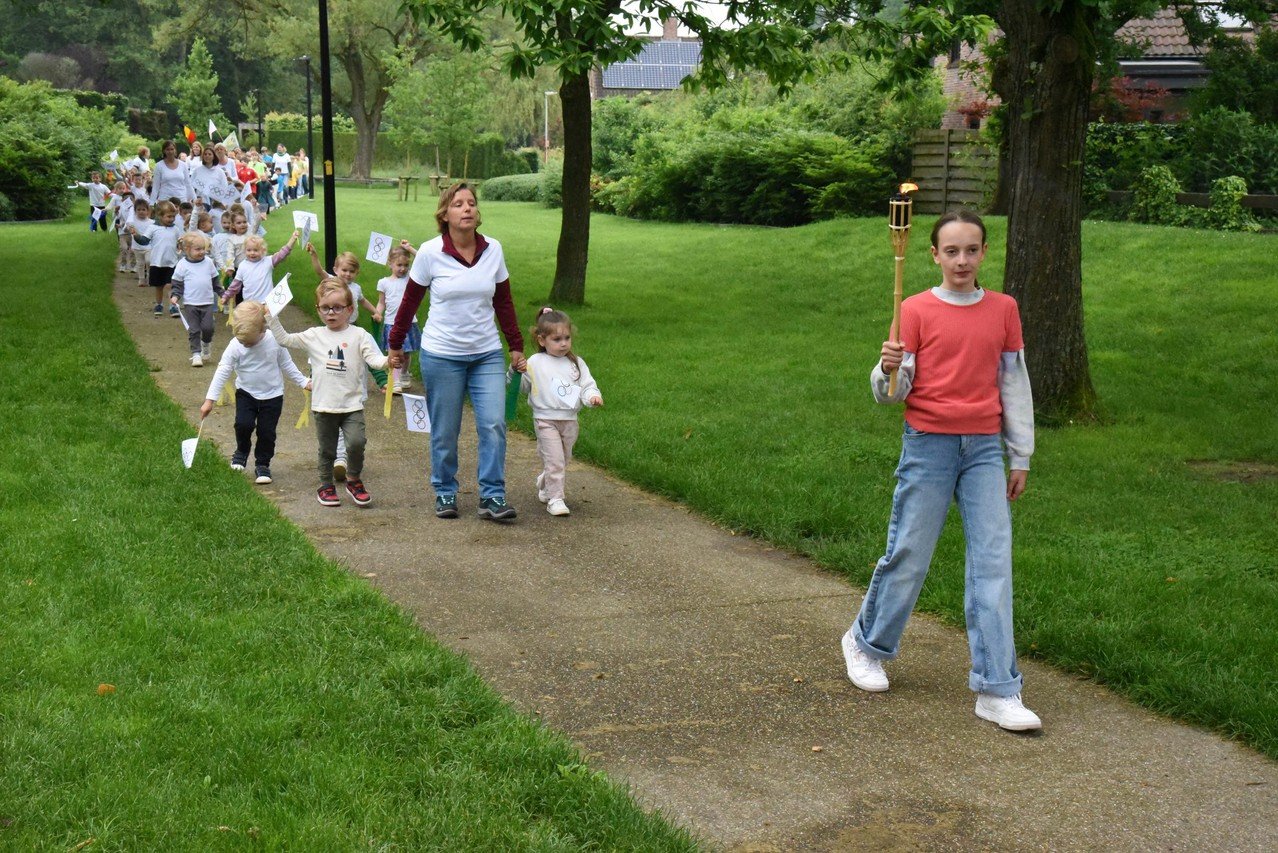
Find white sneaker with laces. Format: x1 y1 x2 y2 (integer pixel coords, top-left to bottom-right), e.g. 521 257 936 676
975 693 1042 731
535 473 548 503
842 629 889 692
546 498 570 516
190 353 203 367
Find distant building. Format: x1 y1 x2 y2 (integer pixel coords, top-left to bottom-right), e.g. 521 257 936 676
591 18 702 99
939 7 1261 128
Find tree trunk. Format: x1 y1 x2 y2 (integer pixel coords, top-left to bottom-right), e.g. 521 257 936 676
341 50 385 180
991 1 1100 423
548 71 592 306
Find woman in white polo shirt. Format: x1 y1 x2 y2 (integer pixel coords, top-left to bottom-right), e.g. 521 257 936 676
388 183 527 521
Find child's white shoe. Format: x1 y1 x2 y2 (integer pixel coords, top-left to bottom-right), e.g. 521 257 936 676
535 473 548 503
546 498 570 516
333 458 347 481
201 341 212 358
190 353 203 367
975 693 1042 731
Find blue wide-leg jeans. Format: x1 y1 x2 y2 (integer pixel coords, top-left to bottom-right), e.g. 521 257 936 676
853 425 1023 697
420 348 507 500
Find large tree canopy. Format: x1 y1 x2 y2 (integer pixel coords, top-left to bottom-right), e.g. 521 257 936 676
406 0 832 305
841 0 1277 422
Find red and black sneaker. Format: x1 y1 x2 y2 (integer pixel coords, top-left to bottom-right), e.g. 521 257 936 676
345 478 372 507
317 484 341 507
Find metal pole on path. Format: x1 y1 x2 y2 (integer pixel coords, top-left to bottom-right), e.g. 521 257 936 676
300 55 315 201
317 0 338 271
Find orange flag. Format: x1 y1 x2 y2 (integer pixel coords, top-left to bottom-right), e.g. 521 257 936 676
183 125 197 144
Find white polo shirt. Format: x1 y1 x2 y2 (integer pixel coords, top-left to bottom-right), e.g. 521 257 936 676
409 234 509 356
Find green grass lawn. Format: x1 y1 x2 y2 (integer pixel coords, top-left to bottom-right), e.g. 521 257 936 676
280 188 1276 757
0 217 697 849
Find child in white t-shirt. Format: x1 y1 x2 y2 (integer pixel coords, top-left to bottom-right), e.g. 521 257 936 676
268 279 389 508
374 245 419 392
520 307 603 517
201 301 310 485
170 232 225 366
224 231 299 306
74 172 111 233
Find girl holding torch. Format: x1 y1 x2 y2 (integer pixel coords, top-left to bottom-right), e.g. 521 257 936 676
841 206 1041 732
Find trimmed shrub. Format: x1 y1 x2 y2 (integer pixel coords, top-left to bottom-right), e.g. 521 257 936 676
1176 107 1278 195
539 158 563 208
480 173 541 202
1205 176 1260 232
0 78 123 220
1129 164 1184 226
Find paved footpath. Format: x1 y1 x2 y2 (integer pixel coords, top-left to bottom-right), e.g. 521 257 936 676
116 271 1278 851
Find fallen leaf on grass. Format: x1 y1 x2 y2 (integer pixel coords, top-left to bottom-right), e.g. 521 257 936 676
96 684 116 696
811 746 823 753
71 839 95 852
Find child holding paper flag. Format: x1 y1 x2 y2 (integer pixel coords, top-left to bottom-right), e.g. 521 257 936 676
200 301 310 484
170 232 225 367
268 279 389 507
375 245 419 392
223 231 299 307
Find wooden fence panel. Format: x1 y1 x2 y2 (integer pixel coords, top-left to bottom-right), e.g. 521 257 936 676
911 129 997 214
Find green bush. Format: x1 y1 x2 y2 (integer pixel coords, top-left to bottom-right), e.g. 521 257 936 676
0 191 15 222
480 173 541 202
1205 175 1261 232
0 78 124 220
539 158 563 208
261 129 527 180
1128 164 1184 226
1176 107 1278 195
1084 121 1182 209
592 94 672 181
615 129 890 227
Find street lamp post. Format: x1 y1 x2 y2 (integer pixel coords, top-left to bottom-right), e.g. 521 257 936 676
317 0 338 271
252 88 264 148
298 55 315 200
543 90 557 166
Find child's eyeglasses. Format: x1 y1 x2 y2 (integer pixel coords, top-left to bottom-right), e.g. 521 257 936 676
318 305 349 315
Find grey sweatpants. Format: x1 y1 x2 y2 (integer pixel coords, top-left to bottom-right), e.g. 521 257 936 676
180 303 217 353
315 410 366 485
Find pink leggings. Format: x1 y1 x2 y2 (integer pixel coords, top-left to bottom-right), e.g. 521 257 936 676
534 419 579 501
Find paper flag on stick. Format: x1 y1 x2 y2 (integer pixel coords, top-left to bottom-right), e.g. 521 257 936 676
184 125 197 144
181 418 206 469
300 220 313 251
208 119 218 138
292 210 319 232
177 304 190 331
108 149 119 161
91 208 106 222
384 369 396 419
264 273 293 317
403 394 430 433
239 181 253 202
366 232 393 266
224 131 239 151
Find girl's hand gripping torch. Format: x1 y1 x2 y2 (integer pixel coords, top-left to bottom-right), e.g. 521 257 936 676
888 183 918 397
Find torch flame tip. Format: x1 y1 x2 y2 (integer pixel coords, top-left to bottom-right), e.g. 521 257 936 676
899 182 919 195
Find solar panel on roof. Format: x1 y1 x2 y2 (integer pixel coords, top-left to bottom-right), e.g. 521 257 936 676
600 40 702 90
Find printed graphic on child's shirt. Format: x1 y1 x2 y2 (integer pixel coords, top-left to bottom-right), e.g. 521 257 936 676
325 344 347 374
554 376 582 408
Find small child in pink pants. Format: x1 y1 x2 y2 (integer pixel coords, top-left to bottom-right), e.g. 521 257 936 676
521 307 603 516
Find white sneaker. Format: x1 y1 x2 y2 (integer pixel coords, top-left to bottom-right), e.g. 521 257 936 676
535 473 548 503
975 693 1043 731
398 376 412 389
190 353 203 367
546 498 570 516
842 629 889 692
201 341 211 358
333 459 347 481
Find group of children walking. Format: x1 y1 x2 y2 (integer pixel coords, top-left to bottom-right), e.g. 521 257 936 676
87 156 1042 731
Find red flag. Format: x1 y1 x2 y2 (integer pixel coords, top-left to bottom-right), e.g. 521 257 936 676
183 125 197 144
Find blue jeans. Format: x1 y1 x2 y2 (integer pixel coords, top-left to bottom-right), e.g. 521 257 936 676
420 349 507 499
853 426 1023 697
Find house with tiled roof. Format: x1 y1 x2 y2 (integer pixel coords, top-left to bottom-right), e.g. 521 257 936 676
939 7 1262 128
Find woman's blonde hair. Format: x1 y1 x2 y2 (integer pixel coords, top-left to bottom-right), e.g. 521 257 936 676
434 182 479 234
231 301 268 344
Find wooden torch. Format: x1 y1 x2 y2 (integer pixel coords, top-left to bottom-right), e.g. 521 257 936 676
887 182 918 396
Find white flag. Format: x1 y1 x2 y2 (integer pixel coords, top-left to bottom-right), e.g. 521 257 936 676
177 304 190 330
208 118 218 138
224 131 240 151
300 219 313 251
292 210 319 232
108 149 119 161
264 273 293 317
181 436 199 469
366 231 393 265
402 394 430 433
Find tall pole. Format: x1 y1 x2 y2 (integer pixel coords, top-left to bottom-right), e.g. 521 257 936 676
300 55 315 200
253 88 264 149
543 90 554 166
317 0 338 271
